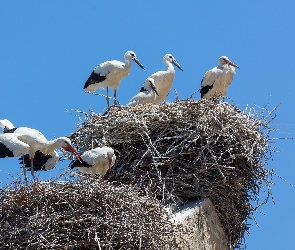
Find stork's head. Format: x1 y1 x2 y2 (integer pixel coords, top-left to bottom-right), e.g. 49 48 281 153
163 54 183 71
125 51 145 70
58 137 83 162
219 56 240 69
144 78 159 96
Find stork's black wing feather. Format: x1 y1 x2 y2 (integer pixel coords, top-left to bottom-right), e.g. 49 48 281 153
84 71 107 89
200 83 214 98
0 142 14 157
70 159 92 169
3 127 17 133
19 150 52 171
140 87 147 92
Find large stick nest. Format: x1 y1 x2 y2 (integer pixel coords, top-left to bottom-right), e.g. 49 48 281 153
68 99 275 249
0 180 179 249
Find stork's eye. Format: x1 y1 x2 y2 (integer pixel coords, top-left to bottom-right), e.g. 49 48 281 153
169 55 173 58
64 141 69 145
130 53 135 57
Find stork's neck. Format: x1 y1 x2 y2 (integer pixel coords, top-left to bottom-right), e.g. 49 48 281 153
164 60 175 73
41 138 62 154
124 58 132 70
219 64 235 72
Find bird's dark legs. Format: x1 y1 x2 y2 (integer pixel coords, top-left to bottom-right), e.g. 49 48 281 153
106 87 110 108
114 90 117 106
30 157 35 179
22 154 28 182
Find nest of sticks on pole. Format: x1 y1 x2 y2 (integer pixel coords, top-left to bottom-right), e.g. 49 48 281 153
0 180 179 249
67 98 276 249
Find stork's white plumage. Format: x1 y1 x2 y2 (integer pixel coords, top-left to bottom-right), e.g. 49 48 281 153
84 51 145 107
126 78 159 107
0 119 82 178
143 54 183 104
71 146 116 179
200 56 240 99
0 133 30 158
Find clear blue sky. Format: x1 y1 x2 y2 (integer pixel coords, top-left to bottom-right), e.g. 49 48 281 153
1 1 294 249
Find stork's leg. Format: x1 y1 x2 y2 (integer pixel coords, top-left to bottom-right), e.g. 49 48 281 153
106 87 110 108
30 157 35 179
22 154 28 182
114 90 117 106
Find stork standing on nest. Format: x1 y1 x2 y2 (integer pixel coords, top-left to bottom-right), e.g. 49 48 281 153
84 51 145 107
141 54 183 104
0 119 82 179
71 146 116 180
126 78 159 106
200 56 240 100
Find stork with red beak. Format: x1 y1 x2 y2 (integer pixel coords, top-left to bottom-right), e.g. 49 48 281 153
71 146 116 180
0 119 83 178
200 56 240 100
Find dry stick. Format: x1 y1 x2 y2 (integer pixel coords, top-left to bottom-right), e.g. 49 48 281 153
89 92 123 107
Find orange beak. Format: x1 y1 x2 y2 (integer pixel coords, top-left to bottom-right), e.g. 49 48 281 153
63 145 83 163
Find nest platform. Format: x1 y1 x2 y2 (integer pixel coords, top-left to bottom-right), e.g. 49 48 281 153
69 99 275 248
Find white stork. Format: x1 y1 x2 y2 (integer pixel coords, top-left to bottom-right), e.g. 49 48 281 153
0 120 82 178
200 56 240 99
126 78 159 107
84 51 145 107
71 146 116 180
141 54 183 104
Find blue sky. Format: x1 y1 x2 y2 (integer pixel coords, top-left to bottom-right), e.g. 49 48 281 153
1 1 294 249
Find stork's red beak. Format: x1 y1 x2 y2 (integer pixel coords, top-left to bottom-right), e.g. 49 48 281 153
63 145 83 163
227 60 240 69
